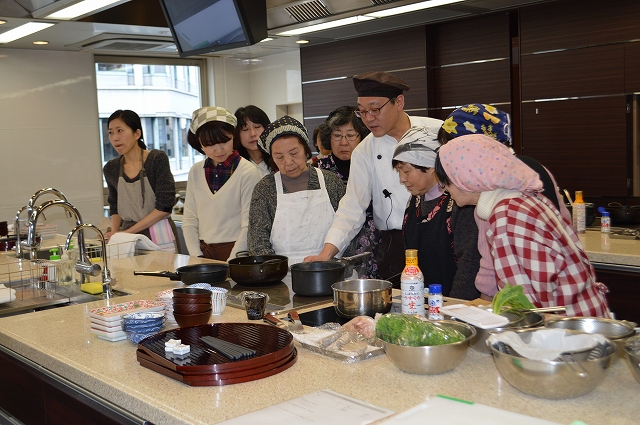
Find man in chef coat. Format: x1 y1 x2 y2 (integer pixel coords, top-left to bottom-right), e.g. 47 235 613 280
305 71 443 280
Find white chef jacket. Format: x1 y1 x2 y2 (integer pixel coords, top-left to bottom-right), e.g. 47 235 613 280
324 114 444 255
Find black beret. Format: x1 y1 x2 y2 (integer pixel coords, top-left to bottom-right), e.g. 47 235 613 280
353 71 410 97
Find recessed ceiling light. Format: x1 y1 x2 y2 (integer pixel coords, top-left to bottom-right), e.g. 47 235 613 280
45 0 121 20
277 15 374 36
296 40 309 44
365 0 465 18
33 40 49 45
0 22 55 44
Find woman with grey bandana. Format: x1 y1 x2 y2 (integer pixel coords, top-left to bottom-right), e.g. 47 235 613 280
393 127 481 300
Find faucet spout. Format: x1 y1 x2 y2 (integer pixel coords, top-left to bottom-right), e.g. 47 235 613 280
66 223 113 299
28 200 86 263
27 188 68 215
14 205 28 258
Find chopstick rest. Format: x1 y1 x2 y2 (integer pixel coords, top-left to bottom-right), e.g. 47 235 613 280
200 336 256 360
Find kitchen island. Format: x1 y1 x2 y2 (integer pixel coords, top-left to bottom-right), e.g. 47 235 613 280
0 242 638 425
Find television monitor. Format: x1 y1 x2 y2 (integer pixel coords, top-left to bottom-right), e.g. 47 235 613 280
159 0 267 57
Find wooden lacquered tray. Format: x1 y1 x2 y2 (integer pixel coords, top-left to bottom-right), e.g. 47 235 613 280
136 323 296 385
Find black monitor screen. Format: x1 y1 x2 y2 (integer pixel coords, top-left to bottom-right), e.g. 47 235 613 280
161 0 257 56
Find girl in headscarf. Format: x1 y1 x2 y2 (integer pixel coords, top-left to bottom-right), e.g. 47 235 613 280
435 134 610 317
438 103 571 299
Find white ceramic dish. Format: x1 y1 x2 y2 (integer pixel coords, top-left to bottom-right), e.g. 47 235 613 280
91 327 127 341
91 322 123 332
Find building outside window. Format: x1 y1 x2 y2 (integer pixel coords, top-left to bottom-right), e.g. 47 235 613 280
95 58 205 182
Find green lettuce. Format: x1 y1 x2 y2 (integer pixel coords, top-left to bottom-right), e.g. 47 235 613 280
491 283 534 313
375 314 465 346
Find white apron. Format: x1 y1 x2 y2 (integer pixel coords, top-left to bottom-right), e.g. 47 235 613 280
270 168 335 265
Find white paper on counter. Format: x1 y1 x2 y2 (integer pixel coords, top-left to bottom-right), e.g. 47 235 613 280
379 395 563 425
218 389 395 425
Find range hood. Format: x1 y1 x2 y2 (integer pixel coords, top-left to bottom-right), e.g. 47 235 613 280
0 0 556 57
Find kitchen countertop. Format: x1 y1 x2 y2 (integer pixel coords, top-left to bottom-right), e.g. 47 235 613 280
580 229 640 267
0 251 639 425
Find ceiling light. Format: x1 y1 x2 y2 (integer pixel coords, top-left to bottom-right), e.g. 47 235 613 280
296 40 309 44
45 0 121 20
366 0 465 18
277 15 374 36
33 40 49 45
0 20 7 25
0 22 55 44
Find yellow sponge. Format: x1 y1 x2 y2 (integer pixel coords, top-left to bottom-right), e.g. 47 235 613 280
81 282 103 295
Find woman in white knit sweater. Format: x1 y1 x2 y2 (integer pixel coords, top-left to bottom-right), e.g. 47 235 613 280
182 106 261 261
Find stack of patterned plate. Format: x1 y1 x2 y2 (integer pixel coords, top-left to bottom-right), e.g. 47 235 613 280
136 323 297 386
155 289 177 325
89 300 165 342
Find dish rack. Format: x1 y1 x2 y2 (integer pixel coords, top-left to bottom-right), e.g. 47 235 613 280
0 257 71 303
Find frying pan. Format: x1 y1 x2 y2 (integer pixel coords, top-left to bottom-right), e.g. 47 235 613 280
134 264 229 285
606 202 640 225
228 254 288 285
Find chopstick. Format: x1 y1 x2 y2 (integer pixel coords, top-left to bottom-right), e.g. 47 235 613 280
200 336 256 360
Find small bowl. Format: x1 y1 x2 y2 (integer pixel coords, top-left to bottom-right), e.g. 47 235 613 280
622 335 640 384
122 322 165 333
381 320 476 375
172 288 213 298
172 303 213 315
173 309 212 327
121 312 165 326
126 332 156 344
172 297 212 304
489 329 617 399
332 279 393 318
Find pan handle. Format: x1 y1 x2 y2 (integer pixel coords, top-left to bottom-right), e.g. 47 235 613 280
337 252 371 266
235 250 253 258
608 202 623 207
133 270 181 280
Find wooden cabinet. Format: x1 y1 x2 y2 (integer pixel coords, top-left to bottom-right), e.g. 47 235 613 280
0 346 150 425
593 263 640 324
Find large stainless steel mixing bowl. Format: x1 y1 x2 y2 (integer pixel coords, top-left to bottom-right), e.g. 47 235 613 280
490 329 617 399
332 279 392 318
546 316 636 360
382 320 476 375
622 335 640 384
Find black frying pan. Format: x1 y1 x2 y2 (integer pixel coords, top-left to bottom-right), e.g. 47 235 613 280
228 254 288 285
134 264 229 285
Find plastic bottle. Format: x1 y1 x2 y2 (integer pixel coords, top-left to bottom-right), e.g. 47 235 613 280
400 249 425 316
573 191 586 234
428 283 444 320
601 211 610 233
48 248 60 284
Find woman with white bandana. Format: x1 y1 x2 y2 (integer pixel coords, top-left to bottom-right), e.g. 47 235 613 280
392 127 480 300
182 106 261 261
435 134 610 317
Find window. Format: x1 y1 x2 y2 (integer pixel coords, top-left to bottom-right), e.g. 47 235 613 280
95 56 206 182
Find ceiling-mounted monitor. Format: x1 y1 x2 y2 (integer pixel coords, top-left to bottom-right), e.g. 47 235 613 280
158 0 267 57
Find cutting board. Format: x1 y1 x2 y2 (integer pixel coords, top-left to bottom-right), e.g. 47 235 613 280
379 395 563 425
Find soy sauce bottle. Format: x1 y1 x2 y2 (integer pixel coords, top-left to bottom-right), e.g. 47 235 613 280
400 249 425 316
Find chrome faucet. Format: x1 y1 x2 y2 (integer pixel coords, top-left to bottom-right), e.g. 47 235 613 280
15 188 70 258
66 224 114 299
13 205 28 258
27 200 87 267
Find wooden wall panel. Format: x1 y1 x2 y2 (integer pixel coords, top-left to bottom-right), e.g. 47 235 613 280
434 60 511 108
300 26 426 82
521 45 624 100
302 79 358 119
432 13 510 65
624 42 640 93
521 96 627 197
520 0 640 54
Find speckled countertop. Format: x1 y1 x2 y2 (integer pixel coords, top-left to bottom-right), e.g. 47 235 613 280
0 250 639 425
580 229 640 267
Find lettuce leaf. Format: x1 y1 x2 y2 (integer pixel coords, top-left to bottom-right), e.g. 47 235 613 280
491 283 534 313
375 314 465 346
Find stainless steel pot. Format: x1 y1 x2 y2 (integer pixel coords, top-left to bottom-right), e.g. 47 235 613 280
332 279 392 318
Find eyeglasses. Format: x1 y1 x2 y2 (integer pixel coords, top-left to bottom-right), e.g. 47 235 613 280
354 97 395 118
331 133 360 142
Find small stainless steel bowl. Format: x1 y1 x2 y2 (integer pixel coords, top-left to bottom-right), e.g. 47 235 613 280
489 329 617 399
332 279 392 318
382 320 476 375
546 317 636 360
622 335 640 384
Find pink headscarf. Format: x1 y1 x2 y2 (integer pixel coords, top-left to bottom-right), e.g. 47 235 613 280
438 134 543 193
